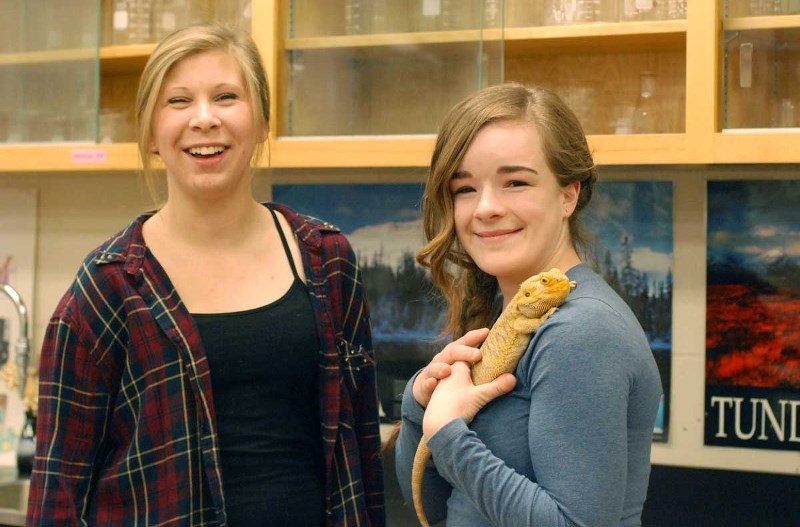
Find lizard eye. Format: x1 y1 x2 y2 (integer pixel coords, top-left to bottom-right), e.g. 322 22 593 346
541 277 549 284
524 292 530 297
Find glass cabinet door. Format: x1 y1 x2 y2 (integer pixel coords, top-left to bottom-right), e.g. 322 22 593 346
722 0 800 130
503 0 686 136
280 0 502 137
0 0 255 146
0 0 100 144
281 0 687 139
100 0 252 46
98 0 253 144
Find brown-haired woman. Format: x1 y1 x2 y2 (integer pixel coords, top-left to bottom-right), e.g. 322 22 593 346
394 83 661 526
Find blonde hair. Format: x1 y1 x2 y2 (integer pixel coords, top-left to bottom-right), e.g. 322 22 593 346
135 23 270 200
417 83 598 337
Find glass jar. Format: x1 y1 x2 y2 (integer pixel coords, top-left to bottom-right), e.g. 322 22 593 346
632 72 659 133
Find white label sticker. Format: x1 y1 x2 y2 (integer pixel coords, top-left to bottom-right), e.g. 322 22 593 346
113 10 129 30
422 0 441 17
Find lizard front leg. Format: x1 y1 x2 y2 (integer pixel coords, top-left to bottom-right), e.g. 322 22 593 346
512 307 559 333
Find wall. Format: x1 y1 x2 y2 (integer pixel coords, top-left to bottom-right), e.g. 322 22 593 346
0 165 796 479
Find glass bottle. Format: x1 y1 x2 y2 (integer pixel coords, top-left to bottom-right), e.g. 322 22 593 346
344 0 365 34
484 0 501 27
371 0 389 33
749 0 783 15
154 0 192 40
418 0 442 31
154 0 176 40
440 0 477 30
620 0 668 21
632 72 659 133
43 2 66 49
241 0 253 28
127 0 153 43
547 0 600 24
778 98 795 127
667 0 686 19
581 0 601 21
636 0 655 20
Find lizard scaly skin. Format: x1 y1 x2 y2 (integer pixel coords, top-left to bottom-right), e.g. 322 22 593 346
411 267 576 527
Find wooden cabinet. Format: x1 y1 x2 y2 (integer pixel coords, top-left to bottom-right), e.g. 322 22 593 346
0 0 251 171
280 1 501 138
0 0 99 146
721 10 800 130
0 0 798 172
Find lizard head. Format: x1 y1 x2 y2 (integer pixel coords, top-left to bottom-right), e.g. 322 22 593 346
513 268 576 318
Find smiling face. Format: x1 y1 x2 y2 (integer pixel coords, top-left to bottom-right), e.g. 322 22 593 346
449 119 580 296
150 48 268 203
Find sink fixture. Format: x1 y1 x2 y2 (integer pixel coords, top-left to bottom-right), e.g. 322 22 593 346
0 281 36 476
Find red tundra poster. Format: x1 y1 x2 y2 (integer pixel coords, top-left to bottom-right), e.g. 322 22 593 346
705 180 800 451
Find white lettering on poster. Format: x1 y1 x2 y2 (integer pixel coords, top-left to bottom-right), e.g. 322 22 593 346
711 396 800 443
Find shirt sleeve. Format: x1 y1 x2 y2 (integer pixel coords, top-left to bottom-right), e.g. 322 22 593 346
395 372 452 524
27 306 114 525
425 308 635 527
339 238 386 526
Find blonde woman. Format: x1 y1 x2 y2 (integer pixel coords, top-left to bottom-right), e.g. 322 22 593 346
29 24 385 526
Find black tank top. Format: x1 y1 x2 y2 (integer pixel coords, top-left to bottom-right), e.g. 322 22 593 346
193 208 324 526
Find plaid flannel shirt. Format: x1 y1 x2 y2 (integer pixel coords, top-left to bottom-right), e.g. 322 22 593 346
27 202 385 526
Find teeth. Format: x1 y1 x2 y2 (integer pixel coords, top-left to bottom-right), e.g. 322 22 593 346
188 146 225 156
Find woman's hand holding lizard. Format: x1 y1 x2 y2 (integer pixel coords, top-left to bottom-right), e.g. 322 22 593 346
422 361 517 438
412 328 489 409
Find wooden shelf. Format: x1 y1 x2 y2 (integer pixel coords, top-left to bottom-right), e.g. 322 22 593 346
0 133 697 173
267 133 693 169
100 43 155 74
285 20 687 55
0 48 97 67
285 29 501 51
723 14 800 31
0 136 792 175
504 20 687 54
713 131 800 163
0 43 156 70
268 135 435 168
0 143 141 172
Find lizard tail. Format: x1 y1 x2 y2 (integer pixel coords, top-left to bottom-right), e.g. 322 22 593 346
411 436 433 527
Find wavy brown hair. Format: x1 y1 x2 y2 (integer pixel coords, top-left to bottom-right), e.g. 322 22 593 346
417 83 598 338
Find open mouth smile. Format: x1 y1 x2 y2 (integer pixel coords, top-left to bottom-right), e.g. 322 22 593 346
185 145 228 158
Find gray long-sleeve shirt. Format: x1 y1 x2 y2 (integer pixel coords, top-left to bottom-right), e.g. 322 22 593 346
395 264 662 526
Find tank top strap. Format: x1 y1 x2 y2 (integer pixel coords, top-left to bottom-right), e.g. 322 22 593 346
268 206 301 281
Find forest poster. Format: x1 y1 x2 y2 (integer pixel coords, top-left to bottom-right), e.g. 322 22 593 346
705 180 800 451
273 180 673 440
583 180 673 441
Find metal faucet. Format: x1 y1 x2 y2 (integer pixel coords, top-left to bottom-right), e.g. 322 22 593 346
0 281 36 475
0 282 30 400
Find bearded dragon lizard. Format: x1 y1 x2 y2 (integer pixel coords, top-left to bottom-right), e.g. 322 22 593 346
411 267 576 527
